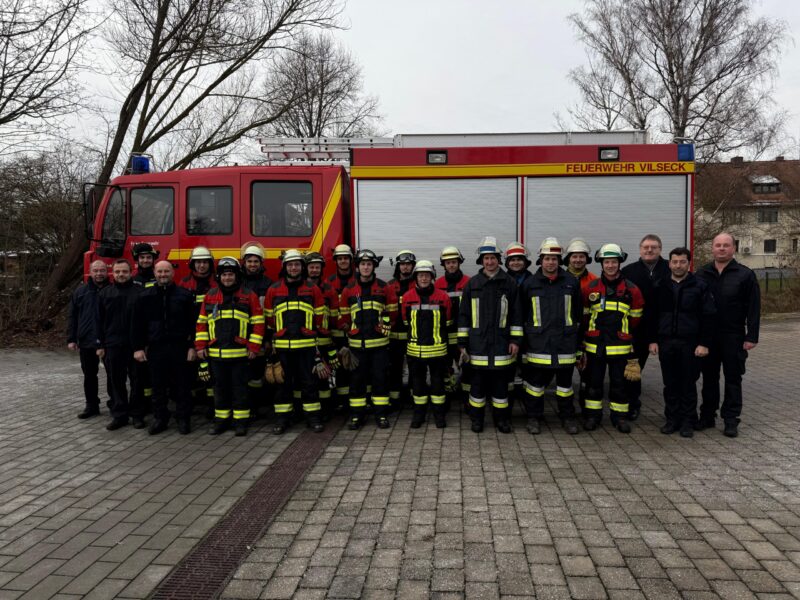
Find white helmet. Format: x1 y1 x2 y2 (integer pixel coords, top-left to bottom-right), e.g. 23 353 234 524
476 236 502 265
440 246 464 265
595 243 628 263
413 260 437 278
241 241 264 261
332 244 353 259
536 237 563 265
565 238 592 263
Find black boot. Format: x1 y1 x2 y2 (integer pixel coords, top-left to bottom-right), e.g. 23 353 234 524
660 421 678 435
148 418 168 435
234 420 248 437
615 418 632 434
562 418 579 435
410 409 426 429
78 405 100 419
432 406 447 429
307 414 324 433
470 407 484 433
526 418 541 435
209 419 228 435
132 417 146 429
178 418 191 435
272 418 290 435
583 416 599 431
723 421 738 438
106 417 128 431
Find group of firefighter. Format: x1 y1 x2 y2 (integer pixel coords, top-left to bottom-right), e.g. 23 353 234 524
68 230 759 439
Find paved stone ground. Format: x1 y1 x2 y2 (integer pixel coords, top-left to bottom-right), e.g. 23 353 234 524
0 317 799 599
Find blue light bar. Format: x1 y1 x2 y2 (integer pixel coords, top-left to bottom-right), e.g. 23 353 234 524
677 144 694 161
131 155 150 174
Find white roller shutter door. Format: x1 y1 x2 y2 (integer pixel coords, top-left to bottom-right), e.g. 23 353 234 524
525 175 690 273
355 178 519 278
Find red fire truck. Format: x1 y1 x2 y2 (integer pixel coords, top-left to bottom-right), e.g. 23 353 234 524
83 131 695 280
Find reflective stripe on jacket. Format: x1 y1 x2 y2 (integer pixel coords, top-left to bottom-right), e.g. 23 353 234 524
264 278 326 350
338 277 398 350
519 268 583 367
401 286 452 359
435 272 470 346
195 285 265 359
582 276 644 356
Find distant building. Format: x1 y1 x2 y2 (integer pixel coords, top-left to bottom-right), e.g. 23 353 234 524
696 157 800 270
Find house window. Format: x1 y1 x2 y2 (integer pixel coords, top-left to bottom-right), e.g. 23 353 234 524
753 183 781 193
763 239 777 254
757 208 778 223
724 210 744 225
734 239 740 252
793 238 798 253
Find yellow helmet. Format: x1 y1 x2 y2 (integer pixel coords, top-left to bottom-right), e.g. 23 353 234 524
332 244 353 259
440 246 464 265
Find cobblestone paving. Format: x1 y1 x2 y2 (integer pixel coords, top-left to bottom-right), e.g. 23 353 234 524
1 317 799 599
0 350 299 599
225 317 800 600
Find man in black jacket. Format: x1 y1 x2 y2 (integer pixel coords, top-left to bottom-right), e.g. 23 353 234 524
132 261 197 435
621 234 670 420
98 259 143 430
67 260 110 419
648 247 715 438
696 232 760 437
458 237 523 433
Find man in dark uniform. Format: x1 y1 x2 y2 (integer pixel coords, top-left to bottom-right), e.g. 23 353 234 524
132 261 197 435
67 259 110 419
621 234 669 420
132 243 158 287
98 259 144 430
696 232 760 437
241 242 273 413
648 247 715 438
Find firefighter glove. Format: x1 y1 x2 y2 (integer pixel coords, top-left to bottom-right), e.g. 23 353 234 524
623 358 641 382
264 359 285 385
378 315 392 337
337 347 359 371
444 373 457 393
312 356 331 380
458 348 470 366
198 361 211 382
327 349 341 370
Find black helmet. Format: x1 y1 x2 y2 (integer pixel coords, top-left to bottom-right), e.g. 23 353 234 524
355 249 382 267
132 242 159 259
305 251 325 266
214 256 241 284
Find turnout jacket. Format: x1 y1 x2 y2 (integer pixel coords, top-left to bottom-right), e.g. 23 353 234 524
133 267 155 288
570 268 598 296
195 284 265 359
647 273 716 346
388 277 415 340
264 278 326 350
401 285 452 359
518 268 583 367
326 271 356 340
132 283 196 351
308 277 339 348
457 268 523 369
179 274 213 322
338 277 399 349
696 259 760 343
98 279 142 348
582 275 644 357
67 279 108 348
243 269 273 307
435 271 470 346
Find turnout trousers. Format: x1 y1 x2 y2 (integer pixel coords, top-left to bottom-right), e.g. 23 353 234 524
468 368 511 424
349 347 390 419
408 356 448 418
210 359 250 423
658 339 701 427
584 352 628 424
273 348 320 424
523 365 577 420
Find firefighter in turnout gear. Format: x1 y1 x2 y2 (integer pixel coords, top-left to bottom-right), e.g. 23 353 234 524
504 242 532 403
402 260 452 428
306 251 341 419
435 246 470 404
264 250 327 434
196 257 265 436
458 237 523 433
565 238 598 412
518 238 583 435
132 243 158 287
581 243 644 433
338 249 399 430
241 242 273 413
388 250 416 410
327 244 357 408
180 246 216 414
